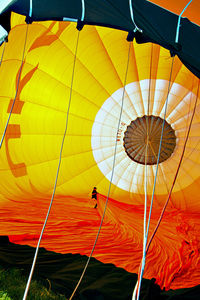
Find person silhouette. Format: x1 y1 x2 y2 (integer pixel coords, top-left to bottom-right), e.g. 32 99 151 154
91 187 98 208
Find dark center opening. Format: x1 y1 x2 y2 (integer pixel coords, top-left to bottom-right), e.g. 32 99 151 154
123 115 176 165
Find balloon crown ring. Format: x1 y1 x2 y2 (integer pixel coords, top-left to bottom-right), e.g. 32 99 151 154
123 115 176 165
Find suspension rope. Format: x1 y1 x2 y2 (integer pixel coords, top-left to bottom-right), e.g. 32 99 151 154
81 0 85 22
0 41 6 67
136 145 148 299
146 79 200 254
0 24 29 149
146 57 175 244
106 0 142 34
147 45 153 117
69 42 132 300
29 0 33 18
129 0 142 33
154 77 195 201
175 0 194 43
135 44 153 300
22 30 81 300
133 56 175 300
148 144 171 198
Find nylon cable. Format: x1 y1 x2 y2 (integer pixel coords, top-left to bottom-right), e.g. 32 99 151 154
136 145 148 299
69 42 132 300
29 0 33 17
107 0 142 32
145 56 174 249
156 77 194 201
134 56 175 300
81 0 85 21
149 146 171 199
129 0 142 32
0 24 29 149
22 30 81 300
134 44 153 300
0 41 6 67
175 0 194 43
146 79 200 254
179 79 200 160
147 44 153 117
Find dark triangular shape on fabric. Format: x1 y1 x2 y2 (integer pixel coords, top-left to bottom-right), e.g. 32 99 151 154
0 10 11 34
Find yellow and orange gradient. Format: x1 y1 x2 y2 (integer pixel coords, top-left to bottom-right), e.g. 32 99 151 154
0 13 200 290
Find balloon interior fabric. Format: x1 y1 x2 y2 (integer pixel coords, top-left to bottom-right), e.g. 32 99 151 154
0 0 200 297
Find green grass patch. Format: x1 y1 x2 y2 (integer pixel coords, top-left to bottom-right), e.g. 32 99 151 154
0 266 66 300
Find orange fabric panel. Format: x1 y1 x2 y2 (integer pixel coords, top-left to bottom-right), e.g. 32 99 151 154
1 193 199 290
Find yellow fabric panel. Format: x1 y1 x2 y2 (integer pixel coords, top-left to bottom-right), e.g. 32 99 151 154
0 13 200 213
